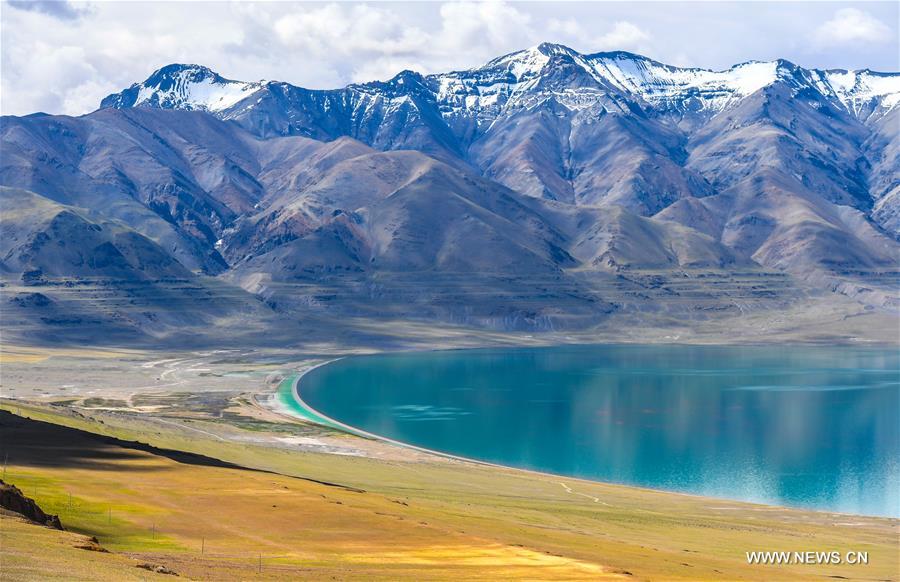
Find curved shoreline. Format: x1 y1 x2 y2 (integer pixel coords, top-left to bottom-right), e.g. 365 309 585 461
288 363 512 468
285 356 895 519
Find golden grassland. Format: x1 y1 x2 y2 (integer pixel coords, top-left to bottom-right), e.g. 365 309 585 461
1 514 168 581
0 408 617 580
0 345 141 364
2 401 898 581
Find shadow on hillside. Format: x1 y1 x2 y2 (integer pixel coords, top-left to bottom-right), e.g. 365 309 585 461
0 409 250 472
0 409 366 492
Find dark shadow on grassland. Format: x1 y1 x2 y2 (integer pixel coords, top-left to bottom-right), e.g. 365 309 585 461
0 409 245 472
0 410 365 492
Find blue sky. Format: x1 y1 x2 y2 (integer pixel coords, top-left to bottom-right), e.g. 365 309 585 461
1 1 897 116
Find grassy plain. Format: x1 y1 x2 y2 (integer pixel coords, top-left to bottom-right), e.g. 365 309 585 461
2 398 897 581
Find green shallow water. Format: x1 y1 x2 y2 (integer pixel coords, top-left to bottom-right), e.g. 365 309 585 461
297 344 900 517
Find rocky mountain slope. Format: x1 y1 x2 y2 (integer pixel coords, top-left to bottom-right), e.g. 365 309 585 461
100 44 899 217
1 187 191 281
0 186 276 344
1 44 897 340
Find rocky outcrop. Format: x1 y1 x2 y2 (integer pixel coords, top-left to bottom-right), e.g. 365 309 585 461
0 479 63 529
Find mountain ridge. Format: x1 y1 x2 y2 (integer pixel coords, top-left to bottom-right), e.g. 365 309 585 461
96 44 899 225
1 43 898 342
100 44 900 124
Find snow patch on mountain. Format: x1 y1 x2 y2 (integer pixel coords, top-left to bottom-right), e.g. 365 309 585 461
99 46 900 126
817 70 900 116
103 64 262 113
426 44 792 121
488 44 553 82
585 55 781 112
136 76 254 112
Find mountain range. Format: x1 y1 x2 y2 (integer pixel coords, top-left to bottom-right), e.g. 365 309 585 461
2 43 898 343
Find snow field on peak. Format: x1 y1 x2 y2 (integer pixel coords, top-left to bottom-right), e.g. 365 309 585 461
587 57 779 107
824 70 900 111
135 72 259 112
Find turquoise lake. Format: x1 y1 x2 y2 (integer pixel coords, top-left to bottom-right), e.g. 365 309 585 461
299 345 900 517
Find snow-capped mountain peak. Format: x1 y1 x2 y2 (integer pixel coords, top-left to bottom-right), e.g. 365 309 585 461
479 42 581 80
488 46 551 82
579 54 792 115
810 69 900 119
100 64 262 112
99 45 900 126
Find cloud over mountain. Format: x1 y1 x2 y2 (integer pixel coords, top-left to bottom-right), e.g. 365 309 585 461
2 2 896 117
812 8 893 48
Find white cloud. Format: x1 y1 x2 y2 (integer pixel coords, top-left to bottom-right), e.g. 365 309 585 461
0 1 896 116
6 0 85 21
595 22 651 51
269 1 539 83
547 18 652 53
547 18 583 40
437 1 534 53
812 8 891 48
274 4 427 56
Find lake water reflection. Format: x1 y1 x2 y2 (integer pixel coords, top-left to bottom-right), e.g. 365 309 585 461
300 345 899 516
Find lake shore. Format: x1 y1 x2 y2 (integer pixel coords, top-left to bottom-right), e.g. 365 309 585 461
288 347 899 518
1 343 898 579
